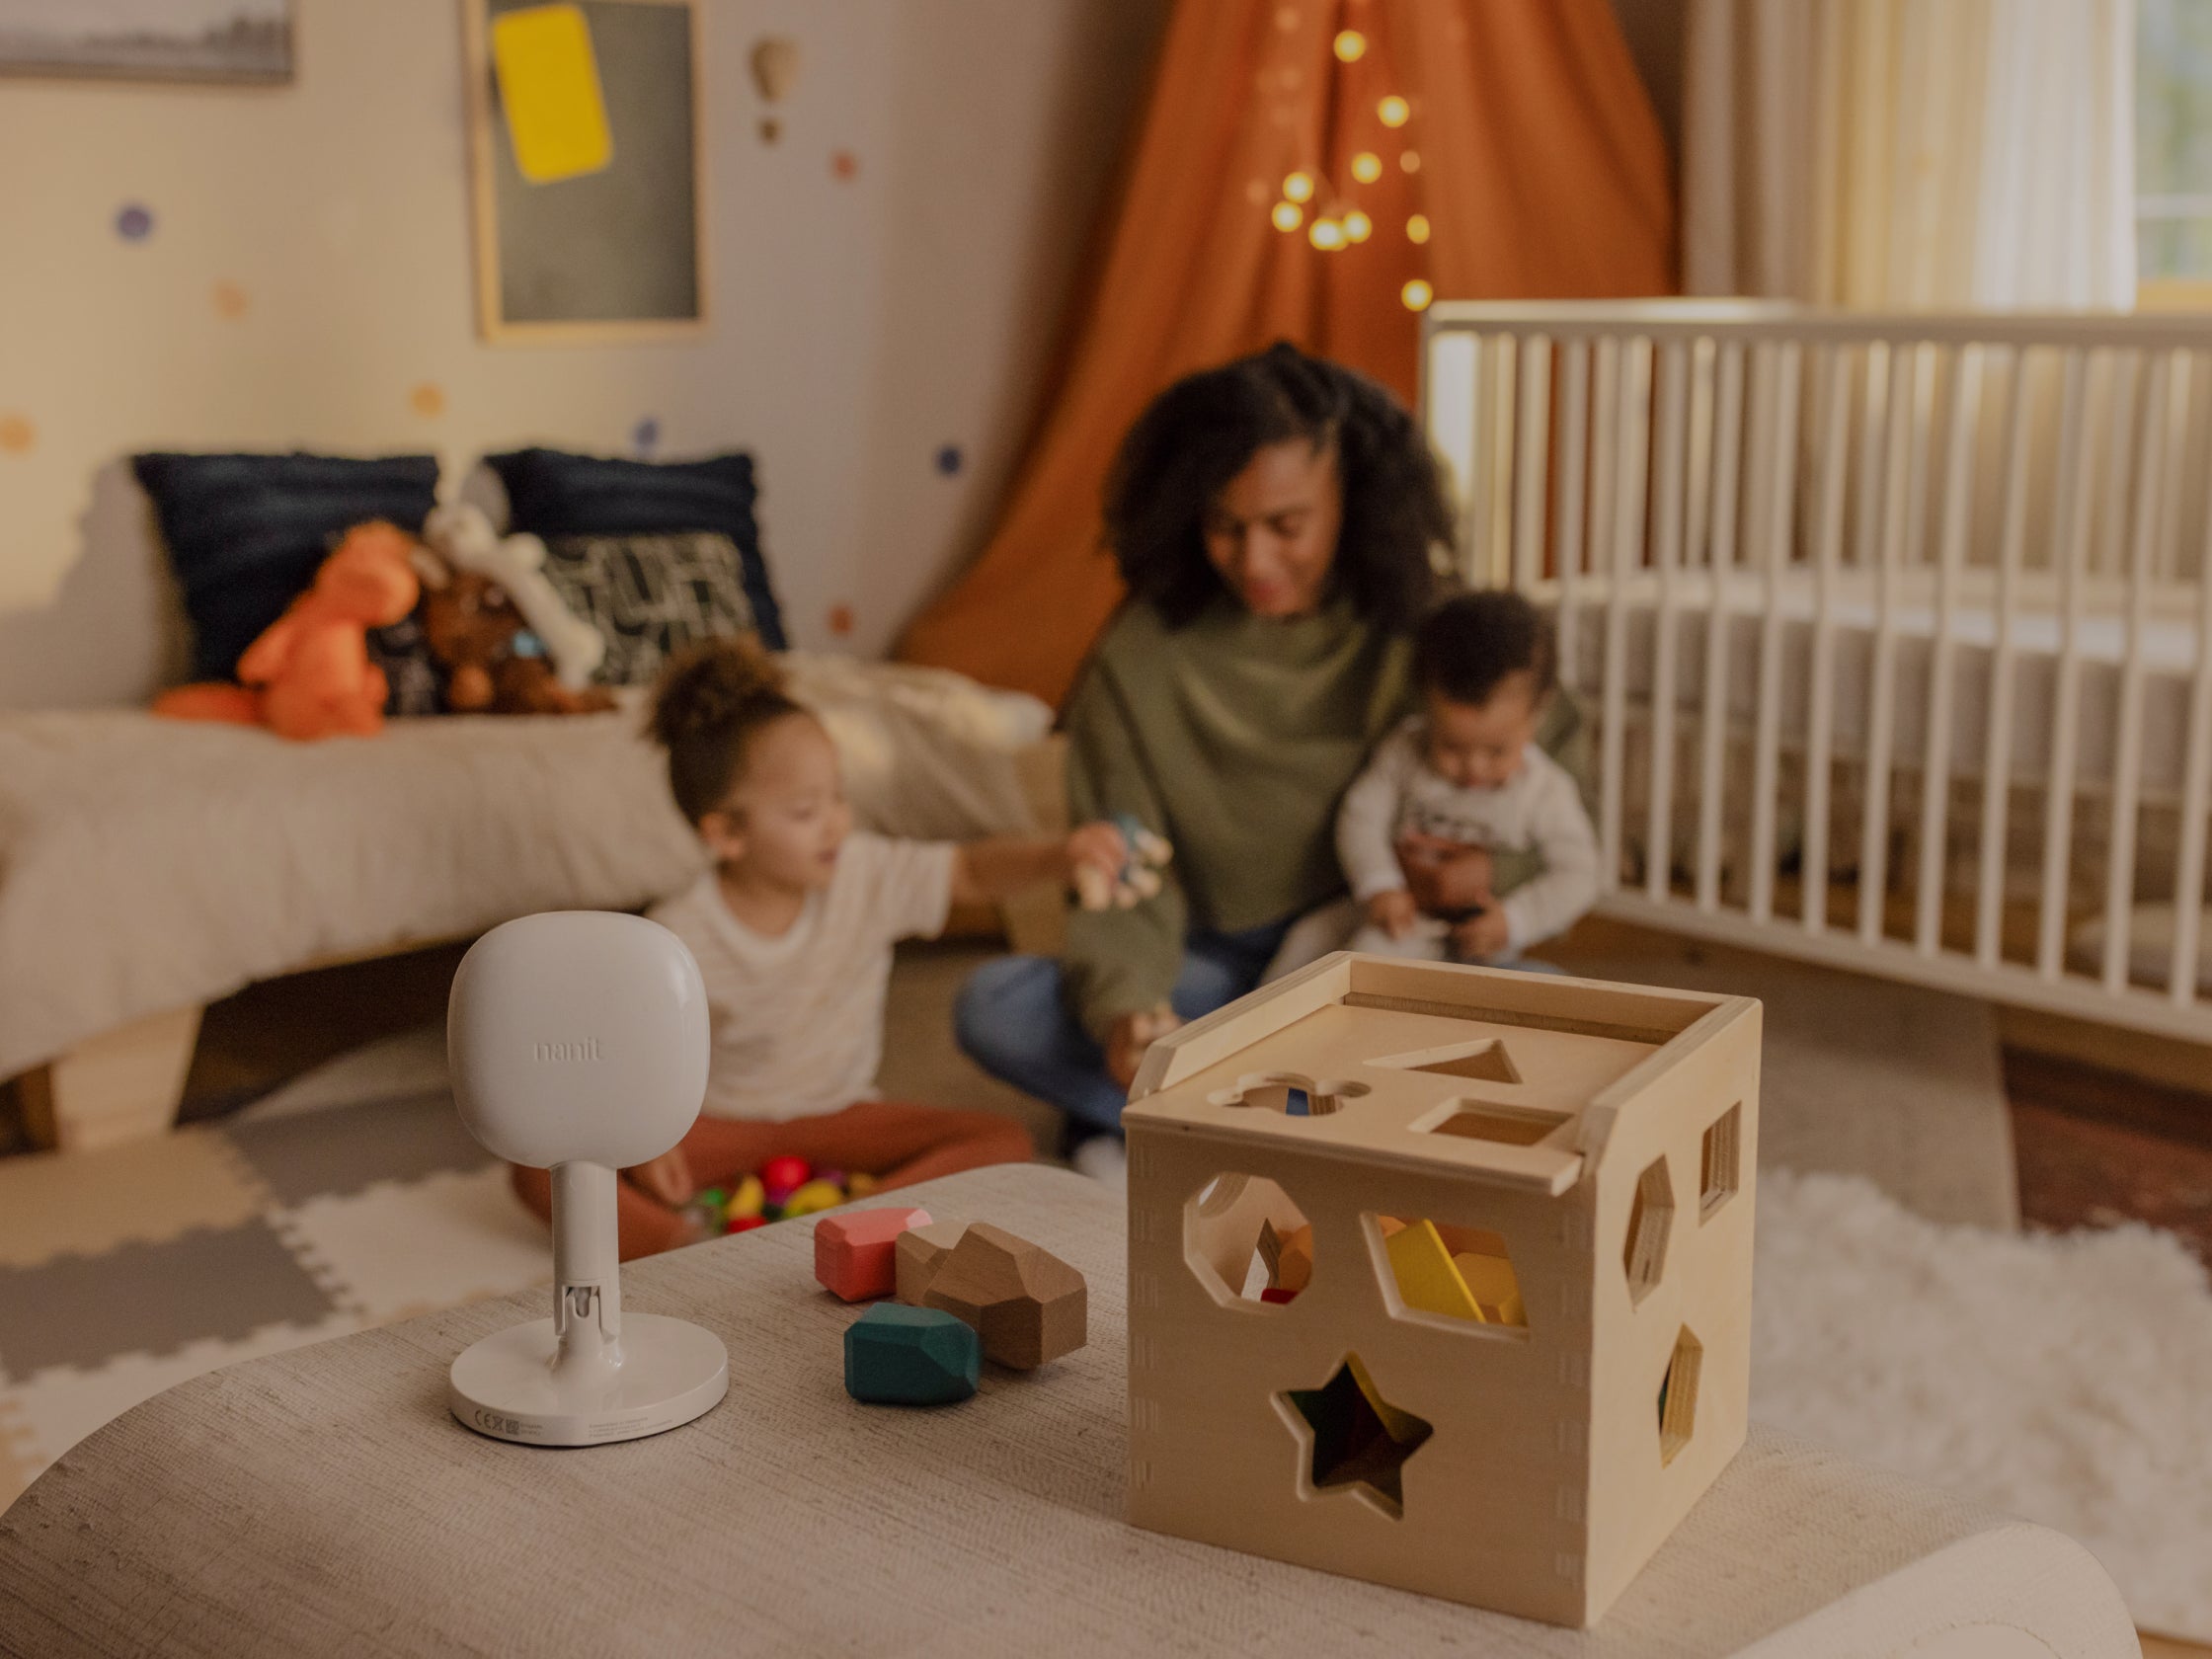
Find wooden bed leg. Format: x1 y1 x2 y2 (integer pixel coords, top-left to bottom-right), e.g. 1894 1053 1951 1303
16 1006 203 1152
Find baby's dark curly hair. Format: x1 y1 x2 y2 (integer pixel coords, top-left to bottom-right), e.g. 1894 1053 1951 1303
648 635 809 822
1415 591 1556 708
1102 342 1452 630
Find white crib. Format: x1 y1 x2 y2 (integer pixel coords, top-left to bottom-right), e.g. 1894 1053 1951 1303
1419 301 2212 1041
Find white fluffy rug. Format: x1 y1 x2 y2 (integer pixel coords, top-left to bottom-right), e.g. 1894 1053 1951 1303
1755 1169 2212 1638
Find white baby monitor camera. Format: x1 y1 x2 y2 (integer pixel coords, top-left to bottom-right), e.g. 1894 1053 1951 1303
445 911 728 1446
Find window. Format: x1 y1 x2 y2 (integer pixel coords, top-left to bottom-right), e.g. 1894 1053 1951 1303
2137 0 2212 302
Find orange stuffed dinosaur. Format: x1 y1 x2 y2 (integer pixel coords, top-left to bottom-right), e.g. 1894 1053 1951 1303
154 520 423 741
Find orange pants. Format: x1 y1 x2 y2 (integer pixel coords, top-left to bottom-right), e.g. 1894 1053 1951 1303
510 1099 1033 1260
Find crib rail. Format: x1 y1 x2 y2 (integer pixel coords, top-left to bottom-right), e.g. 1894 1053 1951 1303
1420 301 2212 1041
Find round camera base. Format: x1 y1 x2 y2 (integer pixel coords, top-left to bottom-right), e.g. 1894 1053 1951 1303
449 1313 728 1447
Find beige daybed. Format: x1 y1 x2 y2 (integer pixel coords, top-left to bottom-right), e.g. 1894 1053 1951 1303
0 654 1056 1150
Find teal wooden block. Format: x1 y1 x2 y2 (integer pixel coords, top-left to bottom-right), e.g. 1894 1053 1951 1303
843 1304 980 1406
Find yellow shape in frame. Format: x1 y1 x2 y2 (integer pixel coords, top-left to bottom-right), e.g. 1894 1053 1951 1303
1454 1250 1526 1327
491 4 613 185
1383 1219 1485 1323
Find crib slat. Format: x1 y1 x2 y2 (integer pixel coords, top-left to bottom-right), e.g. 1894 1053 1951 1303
1487 337 1520 587
1975 347 2034 967
1591 340 1621 644
1462 338 1493 587
2036 349 2098 980
1555 343 1591 690
1684 340 1717 575
2172 366 2212 1004
1748 344 1801 924
1802 344 1856 934
1512 335 1550 594
1914 346 1982 956
1645 340 1691 902
1857 345 1921 945
2103 352 2175 993
1697 343 1747 912
1600 339 1652 895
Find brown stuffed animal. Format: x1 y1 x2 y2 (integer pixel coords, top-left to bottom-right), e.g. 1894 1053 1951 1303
421 570 616 717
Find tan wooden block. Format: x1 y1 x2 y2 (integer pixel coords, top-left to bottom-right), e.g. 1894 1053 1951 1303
918 1222 1086 1370
1123 952 1761 1628
893 1219 969 1306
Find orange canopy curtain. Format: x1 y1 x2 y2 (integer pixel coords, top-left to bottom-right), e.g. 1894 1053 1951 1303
900 0 1675 706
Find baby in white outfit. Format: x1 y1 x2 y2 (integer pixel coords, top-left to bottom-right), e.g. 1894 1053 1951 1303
1338 592 1598 964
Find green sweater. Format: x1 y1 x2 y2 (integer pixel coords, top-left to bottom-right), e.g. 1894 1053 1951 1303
1058 596 1588 1040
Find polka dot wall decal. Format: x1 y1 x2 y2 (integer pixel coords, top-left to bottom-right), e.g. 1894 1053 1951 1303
0 415 35 454
632 416 662 455
115 203 154 242
831 150 858 181
828 603 855 636
934 444 963 476
212 281 249 318
409 382 447 418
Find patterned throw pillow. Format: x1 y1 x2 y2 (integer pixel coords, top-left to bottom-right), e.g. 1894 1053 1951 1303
539 531 756 686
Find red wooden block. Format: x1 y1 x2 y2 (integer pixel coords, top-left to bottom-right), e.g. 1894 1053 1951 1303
815 1205 932 1302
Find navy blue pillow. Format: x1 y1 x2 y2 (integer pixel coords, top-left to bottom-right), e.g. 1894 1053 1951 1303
484 448 785 650
132 452 441 681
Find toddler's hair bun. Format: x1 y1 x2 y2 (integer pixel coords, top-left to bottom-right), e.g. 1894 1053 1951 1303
649 634 788 750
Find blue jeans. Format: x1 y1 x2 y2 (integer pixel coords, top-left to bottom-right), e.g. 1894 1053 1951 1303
954 919 1292 1141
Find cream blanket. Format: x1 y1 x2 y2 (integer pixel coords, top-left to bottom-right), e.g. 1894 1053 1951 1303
0 654 1052 1079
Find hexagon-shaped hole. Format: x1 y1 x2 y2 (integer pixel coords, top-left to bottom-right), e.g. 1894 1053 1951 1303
1186 1174 1313 1308
1658 1325 1703 1464
1206 1071 1372 1117
1368 1215 1528 1332
1624 1156 1674 1304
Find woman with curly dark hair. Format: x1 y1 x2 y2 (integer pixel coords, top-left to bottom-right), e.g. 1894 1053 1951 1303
955 343 1578 1179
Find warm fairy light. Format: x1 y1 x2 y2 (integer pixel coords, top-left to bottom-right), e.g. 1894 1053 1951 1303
1350 150 1382 184
1333 29 1366 61
1283 170 1314 203
1343 209 1372 242
1309 216 1346 250
1401 277 1434 310
1406 212 1431 244
1271 199 1304 232
1400 149 1421 174
1378 95 1410 127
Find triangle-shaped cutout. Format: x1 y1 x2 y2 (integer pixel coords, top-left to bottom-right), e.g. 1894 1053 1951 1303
1406 1040 1521 1084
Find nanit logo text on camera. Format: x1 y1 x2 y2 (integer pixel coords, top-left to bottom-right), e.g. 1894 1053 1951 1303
531 1038 605 1062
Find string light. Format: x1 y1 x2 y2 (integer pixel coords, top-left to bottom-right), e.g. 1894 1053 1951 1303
1406 212 1430 244
1343 209 1372 243
1283 171 1314 203
1378 95 1410 127
1401 278 1433 311
1400 150 1421 174
1333 29 1366 61
1308 216 1345 250
1271 199 1304 232
1350 151 1382 184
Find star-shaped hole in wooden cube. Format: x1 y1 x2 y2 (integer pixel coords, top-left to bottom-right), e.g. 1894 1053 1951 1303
1279 1353 1434 1518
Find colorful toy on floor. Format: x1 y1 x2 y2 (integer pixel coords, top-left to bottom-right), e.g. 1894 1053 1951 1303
153 520 424 741
683 1158 883 1235
1123 952 1763 1628
1074 811 1173 910
842 1304 979 1405
423 502 605 690
899 1221 1086 1371
815 1206 932 1302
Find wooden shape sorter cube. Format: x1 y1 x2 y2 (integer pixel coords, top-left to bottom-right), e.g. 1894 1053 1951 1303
1123 953 1761 1629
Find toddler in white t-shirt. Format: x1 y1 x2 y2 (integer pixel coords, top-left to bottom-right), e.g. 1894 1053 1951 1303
510 635 1124 1259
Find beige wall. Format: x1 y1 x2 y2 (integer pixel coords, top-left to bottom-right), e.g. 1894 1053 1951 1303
0 0 1165 707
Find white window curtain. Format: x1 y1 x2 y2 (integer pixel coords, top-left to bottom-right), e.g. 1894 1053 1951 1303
1684 0 2136 308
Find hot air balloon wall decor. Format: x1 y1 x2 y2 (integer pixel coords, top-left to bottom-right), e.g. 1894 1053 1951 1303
463 0 707 344
750 36 799 143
